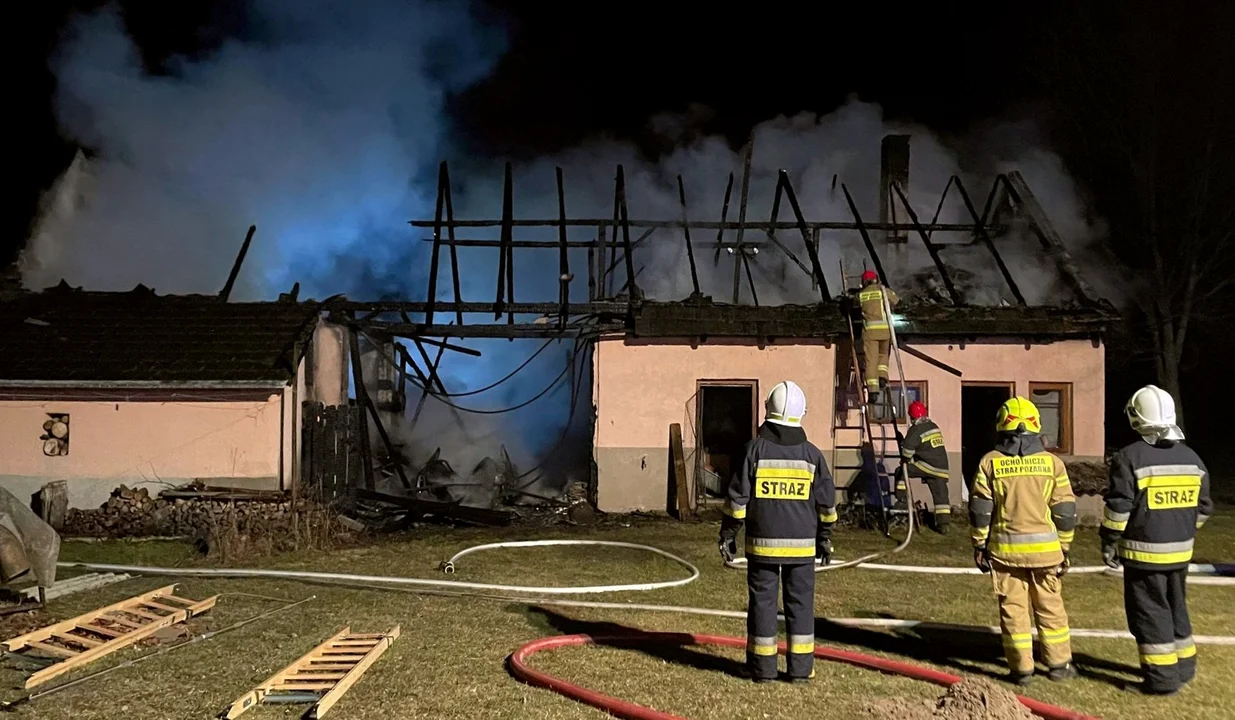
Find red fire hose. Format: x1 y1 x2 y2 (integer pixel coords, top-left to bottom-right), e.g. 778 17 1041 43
509 632 1099 720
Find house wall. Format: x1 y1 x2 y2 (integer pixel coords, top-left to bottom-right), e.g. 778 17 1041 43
592 336 835 513
876 337 1105 506
0 387 290 510
592 334 1105 514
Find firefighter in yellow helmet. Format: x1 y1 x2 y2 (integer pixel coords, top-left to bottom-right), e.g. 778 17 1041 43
969 396 1078 685
857 270 898 405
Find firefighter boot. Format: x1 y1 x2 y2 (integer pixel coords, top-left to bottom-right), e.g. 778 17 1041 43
1008 671 1034 687
1047 663 1078 682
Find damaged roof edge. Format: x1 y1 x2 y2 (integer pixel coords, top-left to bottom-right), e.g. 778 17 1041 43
630 300 1114 340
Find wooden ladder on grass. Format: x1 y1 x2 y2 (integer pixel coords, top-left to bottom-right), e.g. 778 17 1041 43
221 625 400 720
1 584 217 689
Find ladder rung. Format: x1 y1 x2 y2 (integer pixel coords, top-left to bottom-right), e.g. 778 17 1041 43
29 641 77 658
287 673 348 681
272 682 336 691
80 624 126 639
53 632 101 649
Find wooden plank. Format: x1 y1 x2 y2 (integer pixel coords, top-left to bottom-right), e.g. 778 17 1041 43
669 423 692 519
310 627 400 719
286 673 349 681
273 682 336 691
80 624 126 639
53 633 101 649
2 585 177 651
22 593 218 689
101 613 147 629
29 641 77 658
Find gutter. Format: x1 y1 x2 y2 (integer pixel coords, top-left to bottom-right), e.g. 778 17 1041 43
0 380 288 389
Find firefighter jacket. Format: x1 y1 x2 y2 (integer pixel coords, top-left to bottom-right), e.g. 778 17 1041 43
1100 440 1213 571
969 434 1076 568
858 282 899 339
721 423 836 564
900 417 950 478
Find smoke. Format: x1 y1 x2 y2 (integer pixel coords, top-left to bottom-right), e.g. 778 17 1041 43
23 1 1107 499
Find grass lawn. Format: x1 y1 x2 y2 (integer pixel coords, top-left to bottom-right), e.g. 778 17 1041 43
1 508 1232 719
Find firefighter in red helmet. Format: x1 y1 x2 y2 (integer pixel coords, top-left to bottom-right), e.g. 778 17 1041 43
857 270 898 407
896 400 953 533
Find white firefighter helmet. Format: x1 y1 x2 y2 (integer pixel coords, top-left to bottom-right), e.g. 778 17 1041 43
1126 384 1185 443
766 381 807 427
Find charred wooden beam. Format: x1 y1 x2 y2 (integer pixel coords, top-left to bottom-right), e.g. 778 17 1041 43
601 227 655 285
556 167 570 332
359 328 481 357
355 489 517 526
897 342 963 377
951 176 1026 306
732 140 754 304
496 163 514 320
410 220 993 232
426 164 446 325
890 181 962 305
615 165 639 300
382 323 625 339
780 171 831 300
331 300 630 314
763 172 818 281
442 162 464 325
712 172 735 267
587 241 596 301
741 254 759 306
840 184 888 288
346 319 376 490
677 175 701 296
219 225 256 302
1001 171 1098 304
607 174 620 298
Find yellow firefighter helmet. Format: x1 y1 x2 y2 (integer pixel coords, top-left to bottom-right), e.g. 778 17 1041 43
996 396 1042 435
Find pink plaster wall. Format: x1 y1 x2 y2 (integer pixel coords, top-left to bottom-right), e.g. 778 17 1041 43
894 339 1105 460
0 393 286 509
592 336 835 512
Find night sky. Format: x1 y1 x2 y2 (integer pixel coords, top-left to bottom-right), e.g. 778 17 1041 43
7 1 1235 460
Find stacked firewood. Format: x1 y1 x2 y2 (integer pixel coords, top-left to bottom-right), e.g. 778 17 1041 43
62 485 295 539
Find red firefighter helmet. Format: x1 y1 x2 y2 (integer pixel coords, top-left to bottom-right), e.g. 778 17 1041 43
861 270 878 283
908 401 927 420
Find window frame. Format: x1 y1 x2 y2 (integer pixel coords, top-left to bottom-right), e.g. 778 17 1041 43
885 380 928 421
1028 381 1073 455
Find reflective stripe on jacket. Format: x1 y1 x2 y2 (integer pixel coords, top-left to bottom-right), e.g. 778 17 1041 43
723 424 835 564
969 443 1075 568
1100 440 1212 571
900 418 949 477
859 283 898 335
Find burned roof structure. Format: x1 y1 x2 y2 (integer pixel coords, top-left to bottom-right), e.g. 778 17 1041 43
334 133 1115 349
0 281 320 385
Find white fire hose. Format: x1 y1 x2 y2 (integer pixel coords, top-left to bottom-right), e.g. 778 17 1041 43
57 539 1235 645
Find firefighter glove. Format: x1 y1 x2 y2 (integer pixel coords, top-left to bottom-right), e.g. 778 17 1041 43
816 539 833 566
1101 540 1121 569
719 536 737 564
1056 553 1070 578
974 545 991 574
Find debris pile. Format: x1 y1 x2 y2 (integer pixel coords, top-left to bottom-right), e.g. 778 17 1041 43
61 485 349 559
862 678 1034 719
1064 460 1109 496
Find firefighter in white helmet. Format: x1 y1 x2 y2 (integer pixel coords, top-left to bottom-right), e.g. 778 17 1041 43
719 380 836 682
969 396 1077 685
1101 385 1213 695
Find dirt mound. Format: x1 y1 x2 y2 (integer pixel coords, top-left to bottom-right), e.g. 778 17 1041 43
862 678 1034 720
1065 460 1109 496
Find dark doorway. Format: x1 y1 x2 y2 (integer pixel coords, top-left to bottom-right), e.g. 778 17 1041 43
696 382 758 500
960 383 1014 490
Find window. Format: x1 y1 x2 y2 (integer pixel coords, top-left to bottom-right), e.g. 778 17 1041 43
885 381 927 421
1029 382 1072 454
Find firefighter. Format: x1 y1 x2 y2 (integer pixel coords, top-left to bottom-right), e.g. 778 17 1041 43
857 270 898 405
719 380 836 683
894 400 952 533
1101 385 1213 696
969 396 1078 685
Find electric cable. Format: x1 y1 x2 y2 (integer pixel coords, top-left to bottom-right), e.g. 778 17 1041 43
361 329 558 399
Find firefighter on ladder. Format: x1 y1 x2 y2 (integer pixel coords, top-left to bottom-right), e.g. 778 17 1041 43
1101 385 1213 696
969 396 1078 685
857 270 898 407
894 400 952 534
719 380 836 683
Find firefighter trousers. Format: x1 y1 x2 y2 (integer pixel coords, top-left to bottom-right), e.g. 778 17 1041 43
861 332 891 391
747 560 815 680
991 562 1072 674
895 465 951 527
1124 567 1195 692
